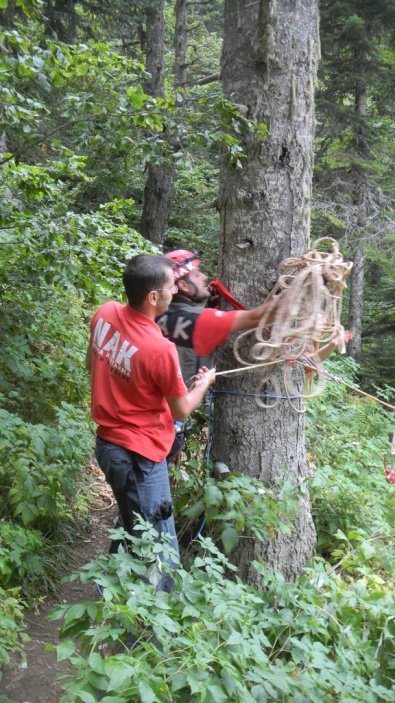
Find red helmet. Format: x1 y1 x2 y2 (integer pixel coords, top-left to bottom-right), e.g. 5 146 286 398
164 249 201 281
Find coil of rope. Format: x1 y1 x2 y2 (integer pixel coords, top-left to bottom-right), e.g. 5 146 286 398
218 237 353 412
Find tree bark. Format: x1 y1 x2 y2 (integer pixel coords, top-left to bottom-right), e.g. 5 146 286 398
213 0 319 584
140 0 189 246
174 0 188 90
347 248 365 362
44 0 78 41
140 0 175 246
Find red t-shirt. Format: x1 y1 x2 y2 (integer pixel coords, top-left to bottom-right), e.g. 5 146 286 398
89 301 187 462
193 308 237 355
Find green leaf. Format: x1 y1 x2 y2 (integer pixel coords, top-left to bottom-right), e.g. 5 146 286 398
88 652 105 674
187 673 203 695
226 631 244 646
186 501 205 518
56 640 75 661
171 672 188 692
63 602 88 624
206 684 228 702
204 484 223 507
127 84 146 109
77 692 96 703
138 681 157 703
221 526 239 554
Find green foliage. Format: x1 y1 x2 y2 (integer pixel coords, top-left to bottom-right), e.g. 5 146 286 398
0 586 28 668
49 527 395 703
315 0 395 389
306 357 395 577
174 469 299 556
0 400 91 520
0 520 44 586
50 369 395 702
0 399 94 594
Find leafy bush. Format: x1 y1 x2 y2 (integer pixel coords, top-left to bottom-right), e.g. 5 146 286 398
0 521 44 588
305 357 395 575
49 527 395 703
0 400 92 524
0 586 28 668
174 469 299 556
0 400 93 595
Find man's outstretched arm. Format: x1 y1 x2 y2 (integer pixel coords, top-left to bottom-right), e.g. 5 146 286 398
230 299 275 333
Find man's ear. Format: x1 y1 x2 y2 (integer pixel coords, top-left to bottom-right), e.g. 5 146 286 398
147 290 160 306
177 278 189 294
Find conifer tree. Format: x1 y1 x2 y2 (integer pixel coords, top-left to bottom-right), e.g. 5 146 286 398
316 0 395 362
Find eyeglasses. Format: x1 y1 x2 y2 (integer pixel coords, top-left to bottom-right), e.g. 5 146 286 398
155 284 178 293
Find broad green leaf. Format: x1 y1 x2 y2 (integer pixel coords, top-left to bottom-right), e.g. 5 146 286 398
226 631 244 646
204 484 223 507
56 640 75 661
138 681 157 703
221 526 239 554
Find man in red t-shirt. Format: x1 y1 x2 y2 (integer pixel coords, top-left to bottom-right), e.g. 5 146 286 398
156 249 274 384
86 254 215 591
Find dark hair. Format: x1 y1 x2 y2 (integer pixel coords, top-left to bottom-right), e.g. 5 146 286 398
123 254 172 307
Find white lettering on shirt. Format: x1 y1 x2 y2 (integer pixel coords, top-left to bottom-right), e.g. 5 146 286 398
93 317 111 349
115 339 139 371
92 317 139 379
103 331 121 360
173 316 192 340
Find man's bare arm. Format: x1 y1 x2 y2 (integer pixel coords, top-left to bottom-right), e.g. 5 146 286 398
167 367 215 421
85 344 92 372
230 299 275 333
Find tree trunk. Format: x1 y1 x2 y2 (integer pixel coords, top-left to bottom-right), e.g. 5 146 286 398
346 70 368 362
140 0 175 245
140 0 188 246
213 0 319 584
347 248 365 361
174 0 188 90
140 164 175 245
44 0 78 41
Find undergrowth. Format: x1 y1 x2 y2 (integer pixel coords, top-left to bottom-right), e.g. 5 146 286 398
42 356 395 703
1 356 395 701
50 526 395 703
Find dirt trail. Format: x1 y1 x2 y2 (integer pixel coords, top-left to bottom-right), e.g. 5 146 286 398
0 474 116 703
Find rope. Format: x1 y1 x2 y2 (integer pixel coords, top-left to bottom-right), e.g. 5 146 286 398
215 358 395 413
295 361 395 413
214 237 355 412
233 237 352 369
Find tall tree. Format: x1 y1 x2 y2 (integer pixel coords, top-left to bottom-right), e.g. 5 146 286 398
213 0 319 584
140 0 189 245
316 1 395 362
139 0 172 245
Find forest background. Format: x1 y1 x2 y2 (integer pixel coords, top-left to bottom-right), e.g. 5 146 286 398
1 1 395 702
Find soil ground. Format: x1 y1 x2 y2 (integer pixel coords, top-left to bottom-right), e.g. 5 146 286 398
0 466 118 703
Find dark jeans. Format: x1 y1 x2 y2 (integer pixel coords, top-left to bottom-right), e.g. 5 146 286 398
95 437 179 592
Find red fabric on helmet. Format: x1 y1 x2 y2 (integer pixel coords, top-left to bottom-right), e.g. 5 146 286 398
164 250 201 281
